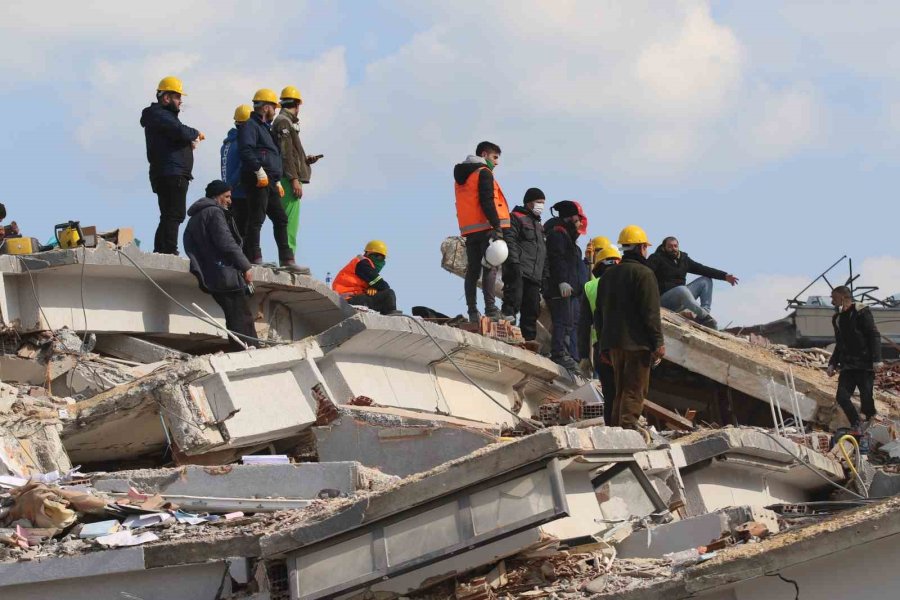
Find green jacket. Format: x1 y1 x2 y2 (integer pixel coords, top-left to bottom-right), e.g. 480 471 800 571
595 253 663 352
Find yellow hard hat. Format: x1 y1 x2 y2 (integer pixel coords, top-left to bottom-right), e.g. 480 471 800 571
157 76 185 96
618 225 650 246
594 245 622 265
280 86 303 103
365 240 388 257
252 88 280 106
590 236 612 252
233 104 252 123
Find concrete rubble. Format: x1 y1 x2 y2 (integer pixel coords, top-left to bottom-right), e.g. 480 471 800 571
0 245 899 599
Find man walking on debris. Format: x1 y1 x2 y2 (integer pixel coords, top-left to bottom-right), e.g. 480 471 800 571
827 285 883 429
500 188 547 340
332 240 400 315
647 236 738 329
141 76 204 255
183 180 258 351
595 225 664 434
544 200 587 372
454 141 510 323
221 104 252 240
238 89 303 272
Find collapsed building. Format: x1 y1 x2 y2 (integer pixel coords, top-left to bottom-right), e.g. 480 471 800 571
1 242 899 599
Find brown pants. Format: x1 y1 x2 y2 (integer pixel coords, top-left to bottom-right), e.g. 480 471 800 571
610 349 652 428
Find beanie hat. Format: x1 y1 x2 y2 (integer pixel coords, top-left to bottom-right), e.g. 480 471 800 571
552 200 580 219
205 180 231 199
523 188 545 204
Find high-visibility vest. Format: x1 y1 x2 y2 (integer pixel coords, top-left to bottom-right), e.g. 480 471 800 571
455 167 510 235
332 255 376 299
584 278 600 345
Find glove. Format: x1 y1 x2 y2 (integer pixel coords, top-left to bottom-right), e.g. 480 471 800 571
366 288 378 296
255 167 269 188
559 282 573 298
579 358 593 378
276 181 285 198
197 132 205 141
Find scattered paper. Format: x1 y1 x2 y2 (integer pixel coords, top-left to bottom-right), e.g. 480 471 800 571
0 475 28 489
173 510 207 526
79 520 121 539
123 513 172 529
96 530 158 547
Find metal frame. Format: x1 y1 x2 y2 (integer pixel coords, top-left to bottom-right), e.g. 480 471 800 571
590 461 670 517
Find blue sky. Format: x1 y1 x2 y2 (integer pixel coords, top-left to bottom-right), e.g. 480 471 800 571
2 0 899 326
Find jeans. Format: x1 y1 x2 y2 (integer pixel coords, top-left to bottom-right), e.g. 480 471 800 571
211 290 259 351
347 289 398 315
835 368 877 426
660 276 713 317
241 174 293 263
501 266 542 341
548 297 575 358
152 175 189 255
464 231 498 312
610 348 652 428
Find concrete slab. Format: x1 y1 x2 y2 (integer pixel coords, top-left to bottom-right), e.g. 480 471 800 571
616 512 727 558
1 407 71 478
94 333 190 363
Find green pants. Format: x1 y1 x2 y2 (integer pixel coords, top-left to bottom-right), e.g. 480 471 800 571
280 178 302 254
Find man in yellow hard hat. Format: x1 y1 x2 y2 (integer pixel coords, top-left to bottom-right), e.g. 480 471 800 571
332 241 399 315
595 225 664 434
272 86 320 256
221 104 252 238
141 76 205 255
584 236 611 278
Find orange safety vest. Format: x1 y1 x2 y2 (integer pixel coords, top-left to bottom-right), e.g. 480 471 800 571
455 166 510 235
332 255 377 299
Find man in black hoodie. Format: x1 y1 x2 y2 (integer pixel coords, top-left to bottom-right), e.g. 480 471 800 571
500 188 547 340
183 180 258 351
140 76 204 255
544 200 586 372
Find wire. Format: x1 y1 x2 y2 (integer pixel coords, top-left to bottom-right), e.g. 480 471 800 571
79 244 90 351
765 573 799 600
836 434 868 498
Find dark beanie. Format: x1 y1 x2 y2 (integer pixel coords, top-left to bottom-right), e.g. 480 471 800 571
552 200 579 219
523 187 545 204
205 180 231 198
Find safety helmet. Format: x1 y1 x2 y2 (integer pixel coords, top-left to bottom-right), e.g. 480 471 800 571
280 86 303 103
364 240 388 257
589 236 611 253
482 239 509 268
233 104 252 123
594 245 622 265
157 76 185 96
252 88 281 107
617 224 650 246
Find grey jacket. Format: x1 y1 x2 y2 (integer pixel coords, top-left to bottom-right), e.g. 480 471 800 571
272 110 311 183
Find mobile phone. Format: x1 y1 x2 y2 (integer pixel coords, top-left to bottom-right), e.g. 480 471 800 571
311 154 324 160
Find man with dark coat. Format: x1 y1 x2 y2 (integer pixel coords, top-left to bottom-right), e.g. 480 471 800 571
221 104 251 240
140 76 204 255
595 225 665 433
827 286 884 428
647 236 738 329
500 188 547 340
183 180 257 351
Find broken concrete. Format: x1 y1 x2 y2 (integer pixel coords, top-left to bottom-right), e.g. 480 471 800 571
94 333 190 363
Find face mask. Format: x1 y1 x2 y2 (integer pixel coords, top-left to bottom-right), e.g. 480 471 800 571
531 203 545 216
371 257 386 272
485 158 495 170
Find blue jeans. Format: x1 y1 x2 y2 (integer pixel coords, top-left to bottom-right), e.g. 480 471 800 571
660 276 713 318
548 297 575 358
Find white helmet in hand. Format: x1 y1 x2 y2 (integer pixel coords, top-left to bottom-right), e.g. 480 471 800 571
481 239 509 268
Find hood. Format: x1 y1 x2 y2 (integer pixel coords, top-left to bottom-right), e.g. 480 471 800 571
223 127 239 144
140 103 161 127
512 205 539 220
187 197 220 217
453 155 488 185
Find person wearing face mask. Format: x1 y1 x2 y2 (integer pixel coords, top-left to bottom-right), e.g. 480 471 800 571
594 225 664 435
332 240 400 315
141 76 204 255
500 188 547 340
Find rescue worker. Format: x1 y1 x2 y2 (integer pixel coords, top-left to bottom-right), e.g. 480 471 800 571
584 237 612 277
238 89 302 272
827 285 884 429
221 104 252 240
332 241 399 315
454 141 511 322
141 76 204 255
544 200 587 372
272 86 320 256
595 225 664 434
500 188 547 340
647 236 738 329
577 245 621 424
183 180 257 351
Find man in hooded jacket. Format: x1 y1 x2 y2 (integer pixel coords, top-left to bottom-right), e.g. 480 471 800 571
500 188 547 340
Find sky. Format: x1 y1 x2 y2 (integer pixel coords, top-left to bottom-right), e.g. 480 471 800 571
2 0 899 327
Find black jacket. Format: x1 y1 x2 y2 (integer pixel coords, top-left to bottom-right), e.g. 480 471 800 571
505 205 546 283
595 253 664 352
543 220 583 297
453 158 503 233
647 245 728 295
829 303 882 370
238 112 283 180
140 103 199 181
183 198 252 294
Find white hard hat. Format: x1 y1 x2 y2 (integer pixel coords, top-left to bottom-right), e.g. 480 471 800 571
481 239 509 268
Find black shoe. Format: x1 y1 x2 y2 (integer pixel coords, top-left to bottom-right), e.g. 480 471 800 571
468 309 481 324
551 352 579 372
484 306 502 320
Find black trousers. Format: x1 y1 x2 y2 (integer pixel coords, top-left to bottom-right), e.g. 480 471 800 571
231 196 248 242
152 175 189 255
835 368 877 426
593 344 617 425
347 289 397 315
464 231 498 311
548 296 575 358
241 174 292 263
501 266 542 341
211 291 259 351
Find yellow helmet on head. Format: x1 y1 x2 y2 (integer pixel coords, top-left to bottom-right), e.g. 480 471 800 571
233 104 252 123
365 240 388 257
280 85 303 103
617 225 650 246
157 76 185 95
590 236 612 253
252 88 280 107
594 245 622 265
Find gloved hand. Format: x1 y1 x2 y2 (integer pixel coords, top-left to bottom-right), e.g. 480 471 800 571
579 358 593 378
255 167 269 188
197 132 206 141
559 282 573 298
366 288 378 296
276 181 285 198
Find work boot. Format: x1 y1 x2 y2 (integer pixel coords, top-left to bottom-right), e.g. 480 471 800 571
468 309 481 324
484 305 502 320
551 352 579 373
251 254 264 266
279 259 310 275
499 312 516 324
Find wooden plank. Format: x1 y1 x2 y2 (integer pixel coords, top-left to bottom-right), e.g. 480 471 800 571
643 399 693 431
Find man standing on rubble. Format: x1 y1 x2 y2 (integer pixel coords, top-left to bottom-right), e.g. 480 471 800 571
454 141 511 323
595 225 664 433
827 286 884 429
500 188 547 340
221 104 252 239
141 76 204 255
238 89 303 272
544 200 587 372
183 180 258 351
332 241 400 315
647 236 738 330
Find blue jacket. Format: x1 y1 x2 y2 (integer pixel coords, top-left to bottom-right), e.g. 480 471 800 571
220 128 246 199
238 112 282 180
544 220 584 297
140 103 199 180
183 197 252 294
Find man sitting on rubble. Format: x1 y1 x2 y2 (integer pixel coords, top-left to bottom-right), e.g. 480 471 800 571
332 241 400 315
183 180 259 351
647 236 738 330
